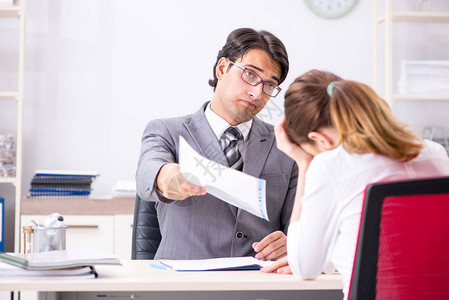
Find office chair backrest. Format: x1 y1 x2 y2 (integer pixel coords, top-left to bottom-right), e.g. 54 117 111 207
131 194 162 259
349 176 449 300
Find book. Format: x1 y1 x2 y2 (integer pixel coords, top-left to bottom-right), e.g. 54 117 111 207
28 190 91 196
31 183 92 190
159 256 275 271
31 178 94 185
0 261 98 279
0 248 120 270
34 170 99 177
0 198 3 252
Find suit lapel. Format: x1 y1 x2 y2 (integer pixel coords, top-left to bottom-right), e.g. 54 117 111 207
242 117 273 178
183 102 228 167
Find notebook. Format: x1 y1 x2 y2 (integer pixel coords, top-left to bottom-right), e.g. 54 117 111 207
0 248 120 270
0 261 98 279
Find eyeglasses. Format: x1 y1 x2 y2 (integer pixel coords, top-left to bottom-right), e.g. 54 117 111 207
229 61 281 98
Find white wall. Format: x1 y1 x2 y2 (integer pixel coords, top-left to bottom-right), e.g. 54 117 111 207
1 0 448 250
17 0 374 197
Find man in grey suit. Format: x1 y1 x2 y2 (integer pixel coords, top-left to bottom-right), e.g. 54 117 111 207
136 28 297 261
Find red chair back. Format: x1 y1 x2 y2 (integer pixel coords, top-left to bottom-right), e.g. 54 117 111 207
349 177 449 300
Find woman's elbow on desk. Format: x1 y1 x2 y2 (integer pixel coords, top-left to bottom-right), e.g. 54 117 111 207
288 255 322 280
290 264 321 280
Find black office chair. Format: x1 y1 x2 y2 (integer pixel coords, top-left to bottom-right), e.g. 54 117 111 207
131 194 162 259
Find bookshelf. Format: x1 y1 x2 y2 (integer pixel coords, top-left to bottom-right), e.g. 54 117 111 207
0 0 26 253
373 0 449 105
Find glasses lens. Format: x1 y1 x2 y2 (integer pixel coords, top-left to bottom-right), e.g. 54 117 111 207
263 84 280 97
241 70 260 86
238 64 280 97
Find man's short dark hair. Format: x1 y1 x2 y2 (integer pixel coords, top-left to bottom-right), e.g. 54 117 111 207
208 28 289 91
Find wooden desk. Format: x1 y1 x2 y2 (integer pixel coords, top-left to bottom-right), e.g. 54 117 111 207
0 260 343 300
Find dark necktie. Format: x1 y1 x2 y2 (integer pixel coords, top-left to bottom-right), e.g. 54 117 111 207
220 127 243 171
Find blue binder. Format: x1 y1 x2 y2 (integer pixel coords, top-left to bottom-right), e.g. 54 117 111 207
0 197 4 252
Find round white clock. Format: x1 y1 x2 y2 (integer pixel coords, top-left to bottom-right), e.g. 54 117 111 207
305 0 357 19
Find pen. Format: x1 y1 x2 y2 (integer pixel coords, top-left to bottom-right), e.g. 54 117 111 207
150 263 167 271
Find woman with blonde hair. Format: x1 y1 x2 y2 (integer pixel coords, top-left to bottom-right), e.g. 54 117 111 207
261 70 449 299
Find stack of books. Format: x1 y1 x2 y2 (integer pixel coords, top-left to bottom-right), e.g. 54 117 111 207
398 60 449 95
27 170 99 198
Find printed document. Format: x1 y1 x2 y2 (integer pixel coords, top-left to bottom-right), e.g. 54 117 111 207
179 136 268 220
159 256 275 271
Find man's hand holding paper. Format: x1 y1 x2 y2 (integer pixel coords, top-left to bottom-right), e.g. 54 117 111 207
156 163 206 200
178 136 269 221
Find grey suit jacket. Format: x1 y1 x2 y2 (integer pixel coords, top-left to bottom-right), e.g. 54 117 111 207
136 102 298 259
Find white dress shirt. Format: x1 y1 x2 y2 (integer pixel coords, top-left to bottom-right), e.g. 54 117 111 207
204 102 252 154
287 140 449 300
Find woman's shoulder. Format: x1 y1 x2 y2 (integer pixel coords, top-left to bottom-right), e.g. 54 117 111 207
307 146 356 175
312 145 364 165
420 139 449 159
309 145 392 177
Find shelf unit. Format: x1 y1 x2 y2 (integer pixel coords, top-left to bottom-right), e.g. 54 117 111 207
373 0 449 105
0 0 26 253
21 197 135 260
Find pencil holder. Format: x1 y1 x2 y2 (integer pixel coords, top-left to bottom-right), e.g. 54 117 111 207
33 226 67 253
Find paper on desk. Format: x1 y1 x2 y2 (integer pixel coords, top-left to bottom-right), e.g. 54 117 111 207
179 136 268 220
160 256 275 271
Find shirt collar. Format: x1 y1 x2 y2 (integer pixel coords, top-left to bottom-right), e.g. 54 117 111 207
205 102 252 141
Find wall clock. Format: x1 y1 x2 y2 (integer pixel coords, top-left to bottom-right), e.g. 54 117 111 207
305 0 357 19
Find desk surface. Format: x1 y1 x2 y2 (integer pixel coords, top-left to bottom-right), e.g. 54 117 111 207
0 260 343 292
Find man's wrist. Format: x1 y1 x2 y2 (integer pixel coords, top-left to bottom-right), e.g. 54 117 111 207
155 186 173 203
156 163 171 193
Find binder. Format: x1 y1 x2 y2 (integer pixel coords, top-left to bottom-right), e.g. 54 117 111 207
0 248 120 269
28 170 99 199
0 198 4 252
0 262 98 279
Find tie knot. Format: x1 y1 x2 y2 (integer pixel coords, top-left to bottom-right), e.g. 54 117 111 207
221 126 243 171
224 126 243 141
